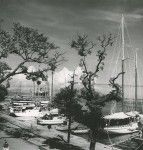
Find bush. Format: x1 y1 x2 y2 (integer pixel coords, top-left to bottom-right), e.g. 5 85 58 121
0 105 3 110
0 85 8 102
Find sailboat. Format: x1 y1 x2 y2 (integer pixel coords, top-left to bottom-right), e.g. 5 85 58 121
103 15 139 135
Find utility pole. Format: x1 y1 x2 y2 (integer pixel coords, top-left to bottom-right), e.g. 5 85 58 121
67 71 77 143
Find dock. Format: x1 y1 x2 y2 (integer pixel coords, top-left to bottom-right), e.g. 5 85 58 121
0 113 120 150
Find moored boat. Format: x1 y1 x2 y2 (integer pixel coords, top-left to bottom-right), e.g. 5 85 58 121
12 107 41 117
71 129 89 134
104 112 139 134
103 15 141 135
37 113 66 125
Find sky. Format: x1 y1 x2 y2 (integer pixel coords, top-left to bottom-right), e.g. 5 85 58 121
1 0 143 97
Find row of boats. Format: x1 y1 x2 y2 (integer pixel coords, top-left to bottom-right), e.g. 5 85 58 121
9 98 142 135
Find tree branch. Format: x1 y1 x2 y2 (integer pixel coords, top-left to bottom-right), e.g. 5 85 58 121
0 61 26 84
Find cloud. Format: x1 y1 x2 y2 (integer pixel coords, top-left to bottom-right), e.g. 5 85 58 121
10 66 83 91
28 66 36 72
53 67 73 87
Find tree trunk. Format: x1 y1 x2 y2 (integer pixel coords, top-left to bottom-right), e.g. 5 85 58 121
67 114 72 143
89 129 97 150
33 81 35 97
51 70 54 101
37 84 39 98
90 141 96 150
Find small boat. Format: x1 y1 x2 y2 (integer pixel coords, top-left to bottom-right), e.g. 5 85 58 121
50 108 59 115
56 122 79 131
40 101 49 106
37 114 66 125
71 129 89 134
104 112 139 134
12 107 41 117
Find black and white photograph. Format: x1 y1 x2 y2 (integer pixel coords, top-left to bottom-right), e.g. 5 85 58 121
0 0 143 150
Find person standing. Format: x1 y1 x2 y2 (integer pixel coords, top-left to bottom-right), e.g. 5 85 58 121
3 140 9 150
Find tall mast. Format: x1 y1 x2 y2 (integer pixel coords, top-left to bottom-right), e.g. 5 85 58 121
135 51 138 111
121 14 125 112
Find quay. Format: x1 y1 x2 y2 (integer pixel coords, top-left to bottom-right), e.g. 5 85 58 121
0 113 120 150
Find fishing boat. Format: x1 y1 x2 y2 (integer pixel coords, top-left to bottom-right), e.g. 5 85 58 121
103 15 140 134
37 113 66 125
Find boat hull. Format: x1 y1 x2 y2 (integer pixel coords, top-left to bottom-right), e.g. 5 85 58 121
104 122 139 135
37 118 65 125
71 129 89 134
14 110 41 117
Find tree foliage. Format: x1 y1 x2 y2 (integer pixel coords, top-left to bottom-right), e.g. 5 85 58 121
0 84 8 101
106 72 123 102
0 23 64 84
53 86 77 116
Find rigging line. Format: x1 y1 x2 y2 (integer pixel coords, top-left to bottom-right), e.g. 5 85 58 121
111 45 121 77
111 23 121 76
126 47 133 99
93 83 143 87
125 18 143 101
124 20 132 99
124 19 136 100
106 131 114 150
135 139 143 150
110 134 139 148
138 56 143 99
124 19 134 55
124 18 135 62
138 54 143 87
110 24 122 77
106 119 115 150
124 18 139 100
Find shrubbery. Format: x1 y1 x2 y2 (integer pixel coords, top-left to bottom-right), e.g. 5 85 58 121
0 85 8 102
